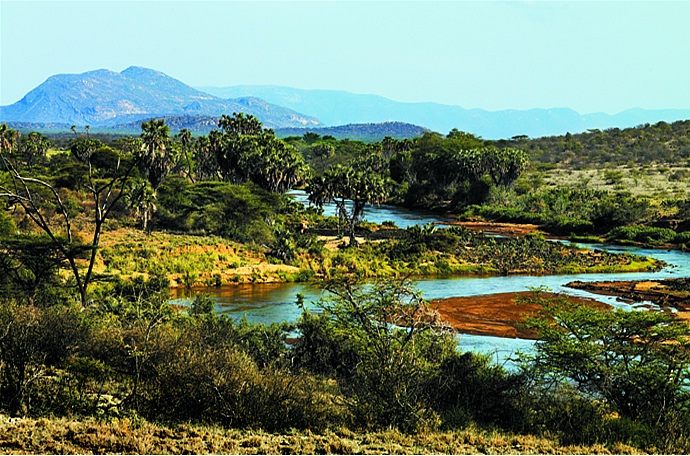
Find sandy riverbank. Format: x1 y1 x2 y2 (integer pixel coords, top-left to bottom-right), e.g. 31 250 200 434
431 291 610 340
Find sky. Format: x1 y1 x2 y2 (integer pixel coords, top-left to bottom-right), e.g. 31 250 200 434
2 1 690 113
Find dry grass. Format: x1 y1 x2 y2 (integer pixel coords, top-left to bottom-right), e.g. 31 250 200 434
540 164 689 200
0 414 644 455
97 228 300 286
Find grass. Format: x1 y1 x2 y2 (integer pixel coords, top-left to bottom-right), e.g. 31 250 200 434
97 228 301 287
0 414 643 455
94 226 662 289
538 163 690 199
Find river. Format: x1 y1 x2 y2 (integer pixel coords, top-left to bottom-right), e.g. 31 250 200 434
171 193 690 365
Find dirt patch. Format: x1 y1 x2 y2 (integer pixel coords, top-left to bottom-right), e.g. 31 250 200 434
567 278 690 320
432 292 610 340
440 221 544 237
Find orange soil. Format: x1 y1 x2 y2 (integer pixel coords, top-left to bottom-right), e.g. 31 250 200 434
567 279 690 322
431 291 610 340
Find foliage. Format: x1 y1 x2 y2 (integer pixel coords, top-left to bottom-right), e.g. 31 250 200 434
389 131 528 210
138 119 173 190
504 120 690 167
212 113 308 192
294 278 522 432
155 178 288 245
518 290 690 451
606 225 678 245
1 125 140 305
308 164 388 245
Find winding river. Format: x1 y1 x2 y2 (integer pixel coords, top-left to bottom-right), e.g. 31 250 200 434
171 193 690 365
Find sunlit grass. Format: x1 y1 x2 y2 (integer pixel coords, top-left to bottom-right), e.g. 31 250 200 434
0 413 643 455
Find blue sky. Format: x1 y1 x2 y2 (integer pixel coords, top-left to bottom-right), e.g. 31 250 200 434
2 1 690 113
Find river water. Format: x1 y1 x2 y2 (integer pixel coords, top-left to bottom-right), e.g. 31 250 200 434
171 193 690 365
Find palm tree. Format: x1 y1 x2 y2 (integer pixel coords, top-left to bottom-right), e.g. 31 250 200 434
126 180 157 232
0 124 15 155
176 128 195 183
140 119 172 189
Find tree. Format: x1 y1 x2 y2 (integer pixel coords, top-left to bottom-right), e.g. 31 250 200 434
213 113 262 183
240 136 308 193
308 164 387 246
294 278 454 430
176 128 195 183
484 146 529 187
192 134 220 181
0 124 19 157
125 180 157 232
213 113 308 192
0 134 139 306
520 290 690 425
19 132 50 170
139 119 174 189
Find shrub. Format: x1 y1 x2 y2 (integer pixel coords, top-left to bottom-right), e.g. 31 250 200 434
606 225 677 245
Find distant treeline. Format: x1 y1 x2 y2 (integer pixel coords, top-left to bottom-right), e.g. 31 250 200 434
499 119 690 166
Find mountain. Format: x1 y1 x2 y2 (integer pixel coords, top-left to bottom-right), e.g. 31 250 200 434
198 85 690 139
0 67 321 129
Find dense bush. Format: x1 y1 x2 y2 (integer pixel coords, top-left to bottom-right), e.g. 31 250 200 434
607 225 677 245
155 178 290 245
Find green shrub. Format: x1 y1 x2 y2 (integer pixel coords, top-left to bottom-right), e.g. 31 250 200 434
607 225 677 245
673 231 690 245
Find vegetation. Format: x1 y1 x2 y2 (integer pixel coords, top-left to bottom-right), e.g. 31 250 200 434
2 116 690 454
0 273 686 453
517 290 690 451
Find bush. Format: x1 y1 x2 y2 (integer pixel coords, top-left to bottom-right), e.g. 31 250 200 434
519 292 690 451
426 352 521 428
155 179 290 245
544 216 594 236
606 225 677 245
673 231 690 245
140 320 343 431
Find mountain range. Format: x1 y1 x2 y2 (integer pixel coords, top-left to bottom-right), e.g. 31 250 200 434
199 85 690 139
2 66 690 140
0 67 321 129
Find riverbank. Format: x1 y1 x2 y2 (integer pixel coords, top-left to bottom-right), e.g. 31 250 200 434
439 221 545 238
431 291 610 339
567 278 690 321
96 225 663 290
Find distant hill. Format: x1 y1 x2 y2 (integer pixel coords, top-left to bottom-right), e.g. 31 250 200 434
275 122 428 141
4 66 689 140
199 85 690 140
0 67 321 129
7 117 427 142
502 119 690 167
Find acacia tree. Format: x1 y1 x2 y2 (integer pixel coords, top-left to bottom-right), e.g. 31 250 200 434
520 290 690 427
308 164 387 246
0 131 139 306
294 278 454 430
